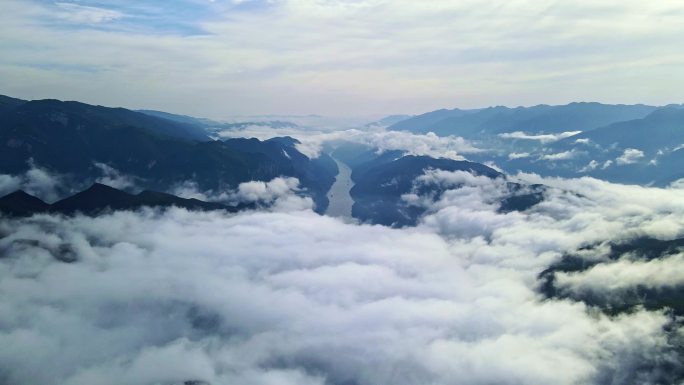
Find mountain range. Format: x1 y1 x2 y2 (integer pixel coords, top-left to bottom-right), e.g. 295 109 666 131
387 102 684 186
3 93 681 221
0 183 248 217
389 102 659 137
0 95 337 212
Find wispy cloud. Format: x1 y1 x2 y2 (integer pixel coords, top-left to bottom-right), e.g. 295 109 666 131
540 149 578 161
1 0 683 116
55 2 125 24
499 131 582 143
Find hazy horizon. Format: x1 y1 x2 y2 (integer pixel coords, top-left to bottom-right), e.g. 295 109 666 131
4 92 682 123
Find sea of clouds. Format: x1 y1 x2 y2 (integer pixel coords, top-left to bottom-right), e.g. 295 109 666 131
215 124 480 160
1 165 684 385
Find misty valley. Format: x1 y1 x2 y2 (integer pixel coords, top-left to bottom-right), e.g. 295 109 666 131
0 94 683 385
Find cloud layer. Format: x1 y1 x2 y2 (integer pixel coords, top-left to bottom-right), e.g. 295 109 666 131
171 176 311 210
217 125 479 159
2 0 683 116
499 131 582 143
0 161 67 202
2 170 684 384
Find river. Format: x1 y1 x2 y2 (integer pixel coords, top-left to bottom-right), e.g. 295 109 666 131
325 158 354 218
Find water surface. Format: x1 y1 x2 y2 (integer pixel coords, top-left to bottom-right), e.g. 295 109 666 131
325 158 354 218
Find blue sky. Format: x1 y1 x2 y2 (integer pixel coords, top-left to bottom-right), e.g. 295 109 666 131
1 0 683 118
35 0 270 35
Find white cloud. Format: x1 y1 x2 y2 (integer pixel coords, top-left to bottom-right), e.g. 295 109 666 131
670 178 684 189
171 176 311 210
579 160 598 173
499 131 582 143
616 148 645 165
2 168 684 384
556 253 684 294
94 162 138 190
0 160 67 202
218 126 479 160
541 150 577 161
2 1 683 116
0 203 679 384
0 174 21 196
508 152 531 160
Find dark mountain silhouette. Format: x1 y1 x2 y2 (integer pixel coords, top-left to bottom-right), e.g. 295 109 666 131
0 95 26 114
0 183 248 217
0 190 51 216
51 183 145 213
1 98 210 142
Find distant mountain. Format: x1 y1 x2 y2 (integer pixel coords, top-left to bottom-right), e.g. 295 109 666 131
330 143 400 170
390 102 658 138
211 120 299 131
137 109 220 127
493 107 684 185
333 146 406 181
0 183 246 217
365 115 413 127
138 109 300 132
562 107 684 153
0 95 337 212
389 108 475 133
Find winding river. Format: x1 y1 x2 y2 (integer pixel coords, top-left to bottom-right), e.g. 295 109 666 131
325 158 354 218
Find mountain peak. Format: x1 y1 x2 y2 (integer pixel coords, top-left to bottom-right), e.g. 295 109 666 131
85 183 122 193
0 190 50 216
3 190 38 199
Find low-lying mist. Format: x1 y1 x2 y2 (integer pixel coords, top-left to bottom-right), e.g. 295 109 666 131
2 171 683 385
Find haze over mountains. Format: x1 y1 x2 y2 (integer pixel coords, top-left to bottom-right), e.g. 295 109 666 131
2 1 684 384
2 94 682 221
1 93 683 385
388 102 684 186
389 102 660 136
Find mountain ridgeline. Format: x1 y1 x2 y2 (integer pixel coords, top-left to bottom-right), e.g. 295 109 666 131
0 96 337 212
0 183 250 217
388 102 684 186
389 102 659 137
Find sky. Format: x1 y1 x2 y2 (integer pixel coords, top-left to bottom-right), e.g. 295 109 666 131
1 0 683 118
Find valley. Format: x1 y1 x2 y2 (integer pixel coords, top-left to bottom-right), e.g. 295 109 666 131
324 157 354 219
